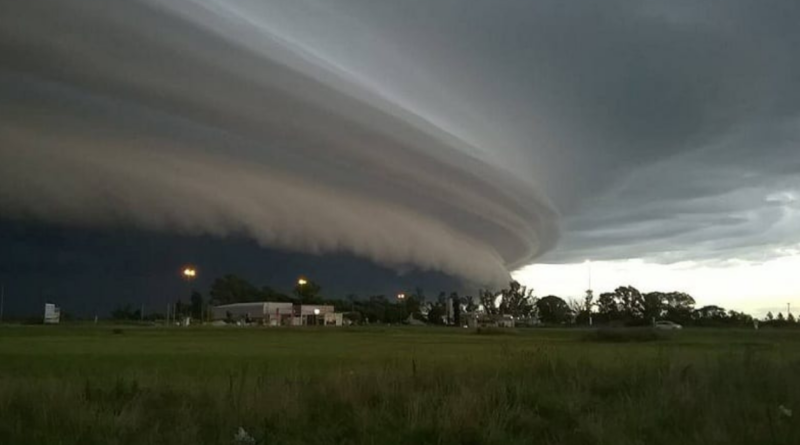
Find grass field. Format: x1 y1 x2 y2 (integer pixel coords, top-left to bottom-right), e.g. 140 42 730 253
0 325 798 445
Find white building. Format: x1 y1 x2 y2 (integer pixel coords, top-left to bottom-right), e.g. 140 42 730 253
210 302 293 325
296 304 342 326
211 302 342 326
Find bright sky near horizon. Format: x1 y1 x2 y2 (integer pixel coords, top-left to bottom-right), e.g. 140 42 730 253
515 255 800 317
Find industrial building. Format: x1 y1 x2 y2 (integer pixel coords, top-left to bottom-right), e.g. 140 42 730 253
210 302 343 326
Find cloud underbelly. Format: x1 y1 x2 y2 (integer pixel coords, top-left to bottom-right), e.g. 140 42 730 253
0 0 559 285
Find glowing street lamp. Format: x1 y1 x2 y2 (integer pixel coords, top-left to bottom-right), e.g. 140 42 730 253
313 308 320 315
397 293 406 300
173 266 197 326
297 278 308 286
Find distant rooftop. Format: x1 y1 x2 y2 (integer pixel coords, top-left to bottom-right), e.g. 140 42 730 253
212 302 293 308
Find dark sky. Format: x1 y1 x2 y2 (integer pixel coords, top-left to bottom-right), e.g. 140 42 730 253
2 0 799 315
0 220 462 317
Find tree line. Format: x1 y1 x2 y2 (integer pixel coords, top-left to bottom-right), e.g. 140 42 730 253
110 274 797 328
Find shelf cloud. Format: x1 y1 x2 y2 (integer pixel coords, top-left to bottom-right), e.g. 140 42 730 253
2 0 799 285
0 0 559 286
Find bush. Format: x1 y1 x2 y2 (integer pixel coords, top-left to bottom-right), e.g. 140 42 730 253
112 328 124 335
584 327 669 343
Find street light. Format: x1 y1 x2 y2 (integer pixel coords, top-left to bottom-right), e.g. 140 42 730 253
397 293 406 300
174 266 197 326
297 278 307 286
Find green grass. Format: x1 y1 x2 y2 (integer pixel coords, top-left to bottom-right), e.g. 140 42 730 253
584 327 672 342
0 325 798 445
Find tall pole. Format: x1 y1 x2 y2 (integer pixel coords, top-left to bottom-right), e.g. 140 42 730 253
586 260 593 327
180 267 197 326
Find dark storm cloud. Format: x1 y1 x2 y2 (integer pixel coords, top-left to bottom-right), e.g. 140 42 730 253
1 0 799 281
0 0 558 286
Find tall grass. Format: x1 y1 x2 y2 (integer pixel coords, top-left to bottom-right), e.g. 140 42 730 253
584 327 671 342
0 327 798 445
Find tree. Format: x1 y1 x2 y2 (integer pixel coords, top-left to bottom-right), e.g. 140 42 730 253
209 274 260 305
614 286 644 321
596 291 620 320
346 294 410 324
766 311 774 321
451 292 462 326
536 295 572 324
663 292 695 324
692 305 728 326
404 294 422 319
572 289 594 325
427 304 446 325
190 291 204 320
365 295 388 323
384 303 409 324
175 299 187 319
777 312 785 322
727 310 754 326
480 282 536 317
261 286 293 302
789 313 796 323
568 298 586 323
498 281 538 318
465 296 479 314
584 289 594 312
479 289 501 315
584 289 594 310
694 305 727 319
295 280 322 304
642 292 666 322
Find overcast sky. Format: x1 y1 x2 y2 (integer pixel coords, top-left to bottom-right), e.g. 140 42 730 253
1 0 799 314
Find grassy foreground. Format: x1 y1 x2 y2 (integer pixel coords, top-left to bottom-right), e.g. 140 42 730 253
0 325 798 445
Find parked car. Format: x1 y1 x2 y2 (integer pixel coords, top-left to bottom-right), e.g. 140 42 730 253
654 320 683 330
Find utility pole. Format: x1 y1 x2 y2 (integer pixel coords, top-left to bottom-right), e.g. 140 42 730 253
587 260 592 292
586 260 593 327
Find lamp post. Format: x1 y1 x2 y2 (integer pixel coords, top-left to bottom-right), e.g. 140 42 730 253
296 277 308 303
292 278 308 324
177 266 197 325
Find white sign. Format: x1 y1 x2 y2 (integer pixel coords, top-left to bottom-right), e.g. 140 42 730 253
44 303 60 324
